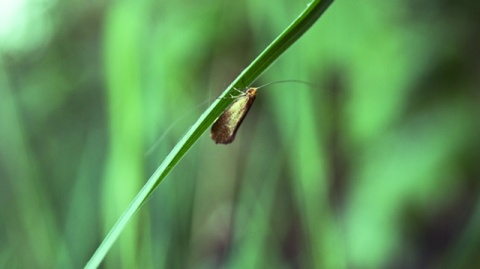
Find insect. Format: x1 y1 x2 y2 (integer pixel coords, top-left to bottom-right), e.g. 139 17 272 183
210 87 258 144
210 80 315 144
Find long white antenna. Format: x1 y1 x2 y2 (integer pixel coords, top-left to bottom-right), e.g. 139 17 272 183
254 79 319 90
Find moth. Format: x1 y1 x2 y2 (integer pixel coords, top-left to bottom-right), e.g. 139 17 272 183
210 87 258 144
210 80 315 144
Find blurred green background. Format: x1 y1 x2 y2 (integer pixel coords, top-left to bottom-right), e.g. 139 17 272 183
1 0 479 268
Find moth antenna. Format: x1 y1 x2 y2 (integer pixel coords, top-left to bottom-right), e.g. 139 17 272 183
254 79 319 90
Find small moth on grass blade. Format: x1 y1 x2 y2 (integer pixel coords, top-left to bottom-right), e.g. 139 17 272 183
211 87 258 144
210 80 316 144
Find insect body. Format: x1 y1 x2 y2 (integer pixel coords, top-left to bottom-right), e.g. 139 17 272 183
210 88 257 144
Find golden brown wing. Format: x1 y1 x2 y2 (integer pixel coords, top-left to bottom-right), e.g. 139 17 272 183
210 88 257 144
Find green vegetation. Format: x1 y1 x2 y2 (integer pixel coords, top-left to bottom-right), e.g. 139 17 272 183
1 0 479 268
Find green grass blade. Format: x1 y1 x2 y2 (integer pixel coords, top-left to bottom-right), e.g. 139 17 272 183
85 0 333 268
